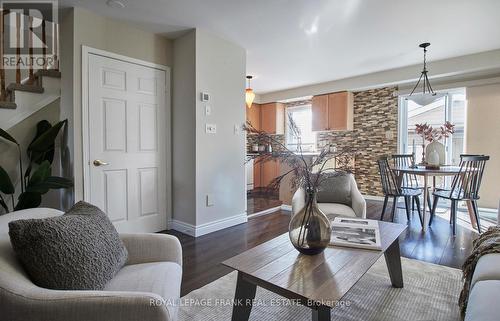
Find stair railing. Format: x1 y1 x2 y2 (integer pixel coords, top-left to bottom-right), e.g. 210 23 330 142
0 9 59 102
0 10 5 100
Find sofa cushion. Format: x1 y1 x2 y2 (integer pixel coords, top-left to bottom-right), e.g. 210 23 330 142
105 261 182 320
318 203 356 220
470 254 500 290
8 201 128 290
465 280 500 321
316 173 352 206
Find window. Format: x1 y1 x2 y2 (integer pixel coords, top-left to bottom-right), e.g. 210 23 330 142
398 88 466 165
286 105 316 152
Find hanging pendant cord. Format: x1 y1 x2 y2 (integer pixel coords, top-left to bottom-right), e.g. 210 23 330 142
408 43 436 98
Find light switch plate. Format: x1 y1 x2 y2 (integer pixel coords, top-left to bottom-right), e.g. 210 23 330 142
205 105 211 116
201 92 210 101
206 123 217 134
234 124 240 135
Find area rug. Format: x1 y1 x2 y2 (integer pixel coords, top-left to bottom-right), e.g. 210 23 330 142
178 257 462 321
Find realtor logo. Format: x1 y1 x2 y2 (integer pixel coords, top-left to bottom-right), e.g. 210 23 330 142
0 0 59 69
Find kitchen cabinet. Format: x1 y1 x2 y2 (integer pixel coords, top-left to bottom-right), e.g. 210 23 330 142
312 91 353 131
246 103 261 130
311 95 329 132
253 161 262 188
260 102 285 134
261 159 280 187
253 158 280 188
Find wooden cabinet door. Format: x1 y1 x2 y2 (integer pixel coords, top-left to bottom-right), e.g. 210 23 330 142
275 103 285 135
312 95 329 131
261 159 278 187
328 92 353 131
246 103 260 130
260 103 285 134
253 160 262 188
261 103 277 134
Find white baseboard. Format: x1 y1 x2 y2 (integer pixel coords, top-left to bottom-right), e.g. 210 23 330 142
247 206 282 219
171 213 248 237
478 207 498 213
171 220 196 236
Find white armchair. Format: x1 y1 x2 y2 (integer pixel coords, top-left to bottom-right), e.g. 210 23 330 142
292 173 366 220
0 208 182 321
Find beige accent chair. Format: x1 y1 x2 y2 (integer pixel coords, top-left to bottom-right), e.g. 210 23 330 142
0 208 182 321
292 173 366 220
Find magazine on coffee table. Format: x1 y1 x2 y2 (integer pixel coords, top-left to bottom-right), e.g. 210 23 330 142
330 217 381 250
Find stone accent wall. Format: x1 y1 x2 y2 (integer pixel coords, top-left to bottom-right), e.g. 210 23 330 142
316 87 398 196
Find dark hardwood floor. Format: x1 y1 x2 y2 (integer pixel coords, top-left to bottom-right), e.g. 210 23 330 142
247 194 282 215
166 199 478 296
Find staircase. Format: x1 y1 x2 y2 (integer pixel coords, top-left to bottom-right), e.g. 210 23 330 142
0 9 61 129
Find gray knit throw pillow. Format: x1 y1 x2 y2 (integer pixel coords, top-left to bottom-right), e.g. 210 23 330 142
316 172 352 206
8 201 128 290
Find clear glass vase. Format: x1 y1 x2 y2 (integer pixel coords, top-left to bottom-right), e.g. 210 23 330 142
289 189 331 255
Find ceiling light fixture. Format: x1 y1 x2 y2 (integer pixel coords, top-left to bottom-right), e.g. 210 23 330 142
245 75 255 108
106 0 125 9
406 43 444 106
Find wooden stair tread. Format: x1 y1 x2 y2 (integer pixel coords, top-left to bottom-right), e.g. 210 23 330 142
7 83 44 93
1 69 59 108
0 101 16 109
35 69 61 78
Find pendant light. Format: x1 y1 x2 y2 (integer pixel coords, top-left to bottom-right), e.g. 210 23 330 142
245 75 255 108
406 43 444 106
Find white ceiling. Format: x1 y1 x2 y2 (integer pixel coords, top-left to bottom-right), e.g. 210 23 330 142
60 0 500 94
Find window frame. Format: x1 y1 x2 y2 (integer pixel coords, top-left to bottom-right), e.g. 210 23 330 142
285 104 316 152
398 87 466 165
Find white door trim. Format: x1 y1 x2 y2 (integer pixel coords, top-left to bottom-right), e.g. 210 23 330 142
81 45 172 225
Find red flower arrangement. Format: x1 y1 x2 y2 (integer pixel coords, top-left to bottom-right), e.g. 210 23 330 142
415 121 455 143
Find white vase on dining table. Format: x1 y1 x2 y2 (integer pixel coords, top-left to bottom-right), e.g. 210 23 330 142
425 141 445 165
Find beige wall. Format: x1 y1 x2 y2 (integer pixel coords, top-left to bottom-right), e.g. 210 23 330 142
466 84 500 209
171 29 247 232
172 30 197 225
194 29 246 226
60 7 173 205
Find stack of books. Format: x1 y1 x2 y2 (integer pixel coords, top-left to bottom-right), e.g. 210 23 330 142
329 217 381 250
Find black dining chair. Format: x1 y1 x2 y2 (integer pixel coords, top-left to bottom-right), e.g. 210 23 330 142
391 154 432 211
378 157 423 225
429 155 489 235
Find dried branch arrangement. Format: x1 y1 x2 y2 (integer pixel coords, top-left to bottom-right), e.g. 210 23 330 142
244 115 356 195
415 121 455 143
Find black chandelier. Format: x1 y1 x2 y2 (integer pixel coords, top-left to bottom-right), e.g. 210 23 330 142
406 43 444 105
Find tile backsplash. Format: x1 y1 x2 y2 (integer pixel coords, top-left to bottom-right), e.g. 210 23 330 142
247 134 285 153
316 87 398 196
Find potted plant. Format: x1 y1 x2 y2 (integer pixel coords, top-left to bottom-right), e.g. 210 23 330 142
0 120 73 214
245 118 355 255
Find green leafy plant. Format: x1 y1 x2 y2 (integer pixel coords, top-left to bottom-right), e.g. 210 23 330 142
0 120 73 213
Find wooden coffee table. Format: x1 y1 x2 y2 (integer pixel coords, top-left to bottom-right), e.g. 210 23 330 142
223 221 407 321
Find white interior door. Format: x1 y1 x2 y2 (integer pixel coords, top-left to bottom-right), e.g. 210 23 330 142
86 53 168 233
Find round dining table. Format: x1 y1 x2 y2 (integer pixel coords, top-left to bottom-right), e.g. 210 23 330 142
392 165 477 232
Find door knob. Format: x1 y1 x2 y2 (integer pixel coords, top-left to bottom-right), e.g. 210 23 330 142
93 159 109 167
